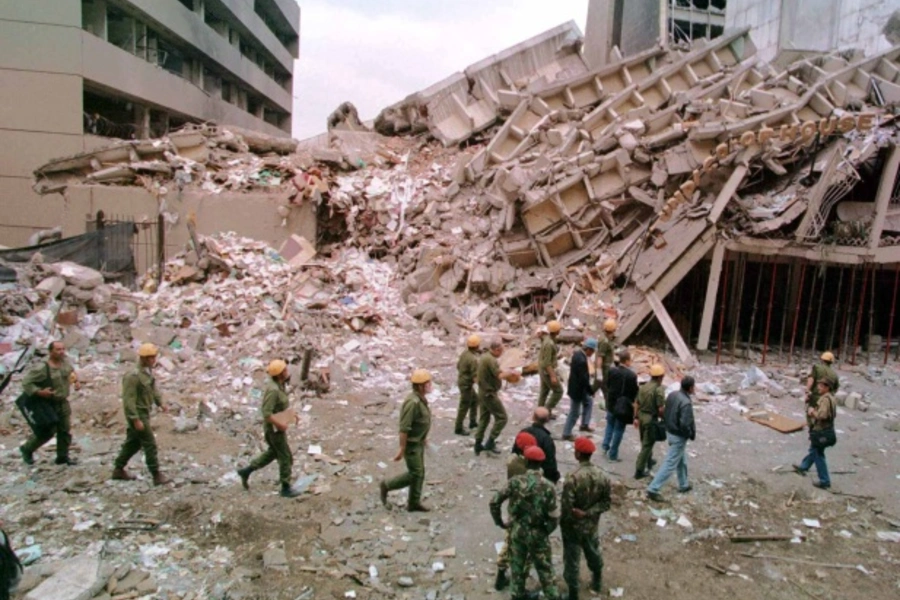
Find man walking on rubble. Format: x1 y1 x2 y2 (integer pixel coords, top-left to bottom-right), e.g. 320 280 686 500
561 437 610 600
237 359 301 498
519 407 561 483
793 377 838 490
454 334 481 436
646 376 696 502
475 339 514 456
806 352 839 428
538 321 564 418
633 363 666 480
494 431 539 591
380 369 433 511
563 338 597 441
19 341 80 466
111 343 171 485
602 350 638 462
490 445 561 600
595 320 618 402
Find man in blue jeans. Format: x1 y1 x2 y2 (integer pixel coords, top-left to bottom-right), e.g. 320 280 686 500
793 378 837 489
646 377 696 502
602 351 638 462
562 338 597 441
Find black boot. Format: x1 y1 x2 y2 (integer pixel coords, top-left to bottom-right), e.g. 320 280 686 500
280 483 301 498
495 568 509 591
474 440 484 456
20 446 34 465
454 427 470 436
237 466 254 490
483 438 501 454
590 572 602 593
568 587 580 600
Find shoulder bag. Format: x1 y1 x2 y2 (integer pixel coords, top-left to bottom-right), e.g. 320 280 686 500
14 363 59 436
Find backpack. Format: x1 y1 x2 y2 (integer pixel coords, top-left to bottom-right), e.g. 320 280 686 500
0 529 24 598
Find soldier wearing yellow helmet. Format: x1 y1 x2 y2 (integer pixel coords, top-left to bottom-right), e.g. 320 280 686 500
454 334 482 435
381 368 433 512
237 359 301 497
111 343 171 485
633 363 666 480
595 319 618 401
537 320 563 418
805 351 839 428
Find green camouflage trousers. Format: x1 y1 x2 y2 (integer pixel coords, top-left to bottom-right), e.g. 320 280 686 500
509 528 559 599
562 526 603 593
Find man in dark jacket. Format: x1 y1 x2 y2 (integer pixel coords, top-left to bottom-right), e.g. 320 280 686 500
602 351 638 462
562 338 597 441
520 407 561 483
646 376 696 501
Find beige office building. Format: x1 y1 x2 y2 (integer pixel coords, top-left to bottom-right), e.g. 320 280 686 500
0 0 300 246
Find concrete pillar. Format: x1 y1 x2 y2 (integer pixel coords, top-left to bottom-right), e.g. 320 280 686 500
583 0 617 69
583 0 664 68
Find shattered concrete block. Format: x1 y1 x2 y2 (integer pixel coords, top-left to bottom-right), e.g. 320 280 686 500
36 276 65 298
25 555 104 600
845 392 862 411
263 547 289 572
444 182 461 199
131 326 177 348
52 262 103 290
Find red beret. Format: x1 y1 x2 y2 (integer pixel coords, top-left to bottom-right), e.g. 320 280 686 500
574 437 596 455
515 432 538 451
523 446 546 462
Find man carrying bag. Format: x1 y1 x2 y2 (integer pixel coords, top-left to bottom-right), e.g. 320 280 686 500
17 341 80 466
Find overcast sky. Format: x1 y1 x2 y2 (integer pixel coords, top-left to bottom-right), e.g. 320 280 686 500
291 0 589 140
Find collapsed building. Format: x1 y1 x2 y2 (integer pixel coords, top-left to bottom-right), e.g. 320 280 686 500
25 22 900 370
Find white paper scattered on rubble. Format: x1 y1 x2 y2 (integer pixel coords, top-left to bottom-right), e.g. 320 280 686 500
610 588 625 597
803 518 821 528
308 444 322 455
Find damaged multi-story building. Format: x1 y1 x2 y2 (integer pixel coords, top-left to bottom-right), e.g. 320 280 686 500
0 0 300 246
13 1 900 367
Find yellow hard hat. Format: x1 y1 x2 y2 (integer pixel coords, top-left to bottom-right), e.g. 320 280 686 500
411 368 432 384
649 363 665 377
467 334 481 348
603 318 618 333
137 343 158 357
821 351 835 362
547 320 562 333
267 359 287 377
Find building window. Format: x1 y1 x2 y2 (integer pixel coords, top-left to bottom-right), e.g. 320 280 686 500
176 0 194 11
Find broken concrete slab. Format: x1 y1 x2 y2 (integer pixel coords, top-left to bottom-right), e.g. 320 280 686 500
25 555 104 600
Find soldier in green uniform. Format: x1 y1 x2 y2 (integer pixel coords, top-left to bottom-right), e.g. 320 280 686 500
806 351 839 427
455 334 481 435
633 363 666 480
595 319 617 401
495 431 538 591
490 445 561 600
111 343 171 485
19 341 80 466
561 437 611 600
236 359 301 498
475 339 513 456
380 368 433 512
538 321 563 417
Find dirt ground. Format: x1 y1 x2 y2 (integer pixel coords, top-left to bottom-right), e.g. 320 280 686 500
1 335 899 600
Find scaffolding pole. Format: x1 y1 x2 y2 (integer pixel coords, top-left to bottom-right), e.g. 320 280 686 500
887 263 900 365
762 260 777 365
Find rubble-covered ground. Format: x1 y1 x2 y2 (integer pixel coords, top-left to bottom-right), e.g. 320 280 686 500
1 234 898 600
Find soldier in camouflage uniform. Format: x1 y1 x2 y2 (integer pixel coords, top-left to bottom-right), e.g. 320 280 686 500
495 431 538 591
561 437 611 600
538 321 563 417
633 364 666 480
455 335 481 435
806 352 839 428
490 445 560 600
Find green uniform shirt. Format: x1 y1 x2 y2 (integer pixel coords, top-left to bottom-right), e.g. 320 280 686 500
122 367 163 421
560 462 611 531
636 381 665 417
810 363 839 403
539 336 558 372
596 337 615 381
457 348 479 391
260 379 289 420
490 469 560 538
398 391 431 444
22 360 73 400
478 353 502 398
